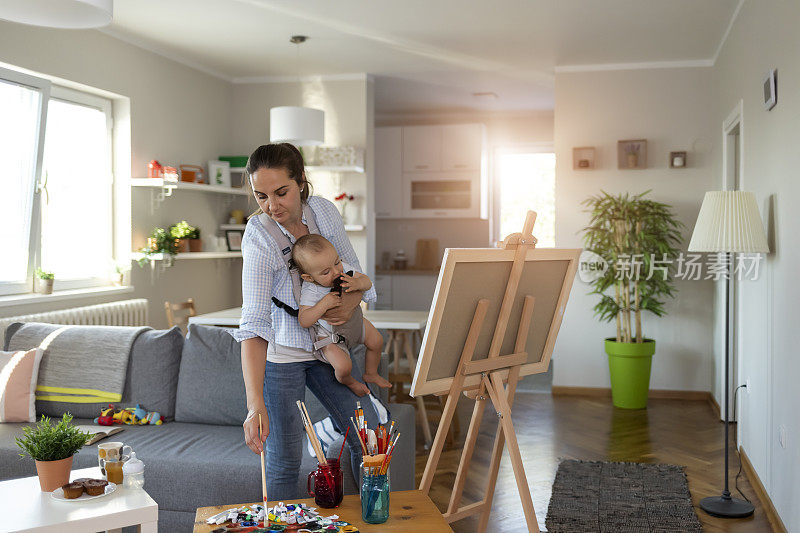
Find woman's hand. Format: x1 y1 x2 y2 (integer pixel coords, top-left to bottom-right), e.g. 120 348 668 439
321 289 362 326
243 403 269 454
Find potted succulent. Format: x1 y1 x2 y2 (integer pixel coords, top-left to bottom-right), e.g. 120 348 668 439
33 268 55 294
188 226 202 252
169 221 198 253
16 413 90 491
582 191 683 408
137 227 179 267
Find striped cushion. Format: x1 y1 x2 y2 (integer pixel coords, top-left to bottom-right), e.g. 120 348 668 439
0 348 44 422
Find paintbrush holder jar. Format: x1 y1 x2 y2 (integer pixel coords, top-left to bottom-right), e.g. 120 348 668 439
360 465 390 524
307 459 342 508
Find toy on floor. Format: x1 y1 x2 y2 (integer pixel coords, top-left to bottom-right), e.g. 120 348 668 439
93 404 163 426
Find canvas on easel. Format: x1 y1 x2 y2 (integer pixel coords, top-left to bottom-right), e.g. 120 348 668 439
411 211 580 532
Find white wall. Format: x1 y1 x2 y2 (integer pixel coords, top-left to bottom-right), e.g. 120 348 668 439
553 68 717 392
712 1 800 528
0 21 246 328
228 77 375 278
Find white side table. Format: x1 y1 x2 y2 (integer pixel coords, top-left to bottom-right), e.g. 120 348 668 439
0 466 158 533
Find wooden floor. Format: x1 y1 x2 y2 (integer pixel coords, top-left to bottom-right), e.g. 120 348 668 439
412 392 773 532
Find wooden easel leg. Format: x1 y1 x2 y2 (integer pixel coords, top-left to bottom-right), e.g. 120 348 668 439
446 394 487 515
419 389 460 495
482 372 539 532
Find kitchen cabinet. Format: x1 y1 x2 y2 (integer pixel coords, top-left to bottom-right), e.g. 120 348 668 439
441 124 483 171
375 127 403 218
402 171 480 218
402 126 441 172
374 273 437 311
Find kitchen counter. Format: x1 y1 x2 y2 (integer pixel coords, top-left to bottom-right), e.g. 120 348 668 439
376 268 440 276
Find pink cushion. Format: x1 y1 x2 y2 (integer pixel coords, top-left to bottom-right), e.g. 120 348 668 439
0 348 44 422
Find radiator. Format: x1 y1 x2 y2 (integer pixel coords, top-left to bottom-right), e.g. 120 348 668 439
0 299 148 347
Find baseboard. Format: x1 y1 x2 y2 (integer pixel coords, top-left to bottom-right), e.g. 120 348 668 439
739 446 788 533
551 386 712 402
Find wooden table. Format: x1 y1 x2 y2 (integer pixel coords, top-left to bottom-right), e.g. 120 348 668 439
193 490 453 532
0 466 158 533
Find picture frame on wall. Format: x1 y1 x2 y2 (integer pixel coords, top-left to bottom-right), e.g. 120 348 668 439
208 160 231 187
225 229 244 251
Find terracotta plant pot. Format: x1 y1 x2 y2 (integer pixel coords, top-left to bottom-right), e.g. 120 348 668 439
33 277 54 295
189 238 203 252
175 239 189 253
35 455 73 492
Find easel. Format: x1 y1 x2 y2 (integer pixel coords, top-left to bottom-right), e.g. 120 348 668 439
418 211 541 532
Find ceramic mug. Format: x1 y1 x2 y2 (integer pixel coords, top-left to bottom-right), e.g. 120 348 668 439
98 442 131 475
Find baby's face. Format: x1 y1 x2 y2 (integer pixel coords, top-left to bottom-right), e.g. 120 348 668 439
300 244 344 287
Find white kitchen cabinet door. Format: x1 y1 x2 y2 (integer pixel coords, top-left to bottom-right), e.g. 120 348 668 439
374 274 393 310
402 126 441 172
391 274 437 311
441 124 484 171
375 127 403 218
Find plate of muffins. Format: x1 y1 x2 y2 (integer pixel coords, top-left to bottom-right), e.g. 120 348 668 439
51 478 117 502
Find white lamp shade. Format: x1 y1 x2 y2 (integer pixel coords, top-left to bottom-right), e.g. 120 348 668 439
0 0 112 28
688 191 769 253
269 106 324 146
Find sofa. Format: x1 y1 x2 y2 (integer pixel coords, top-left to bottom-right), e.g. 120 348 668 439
0 323 415 532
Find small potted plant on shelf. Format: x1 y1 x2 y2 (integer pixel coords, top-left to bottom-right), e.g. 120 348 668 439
625 143 640 168
137 227 179 267
169 221 197 253
582 190 683 409
15 413 90 491
112 263 131 286
33 268 55 295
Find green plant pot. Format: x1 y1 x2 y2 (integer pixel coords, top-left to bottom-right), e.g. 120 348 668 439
605 338 655 409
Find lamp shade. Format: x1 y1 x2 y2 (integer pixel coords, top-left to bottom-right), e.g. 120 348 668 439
269 106 324 146
688 191 769 253
0 0 112 28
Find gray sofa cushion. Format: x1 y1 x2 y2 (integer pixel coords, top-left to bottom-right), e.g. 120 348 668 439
174 324 247 425
2 324 183 421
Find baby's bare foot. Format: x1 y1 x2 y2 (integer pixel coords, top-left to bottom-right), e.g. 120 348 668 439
347 381 370 397
363 373 392 389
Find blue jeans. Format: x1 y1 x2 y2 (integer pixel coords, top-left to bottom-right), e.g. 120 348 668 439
263 359 387 500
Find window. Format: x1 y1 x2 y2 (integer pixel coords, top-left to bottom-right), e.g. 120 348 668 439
0 67 114 296
492 145 556 247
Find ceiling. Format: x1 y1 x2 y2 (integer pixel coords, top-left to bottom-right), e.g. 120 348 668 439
104 0 741 114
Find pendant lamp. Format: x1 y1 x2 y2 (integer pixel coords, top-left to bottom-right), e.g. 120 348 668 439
269 106 324 146
268 35 325 146
0 0 113 29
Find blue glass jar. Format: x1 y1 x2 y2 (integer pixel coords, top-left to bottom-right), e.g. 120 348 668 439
360 465 390 524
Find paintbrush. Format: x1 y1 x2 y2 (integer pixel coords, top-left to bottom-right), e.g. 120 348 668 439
258 414 267 504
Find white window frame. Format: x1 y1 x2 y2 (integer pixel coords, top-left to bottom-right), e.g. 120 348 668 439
0 67 114 295
45 86 114 291
490 142 555 246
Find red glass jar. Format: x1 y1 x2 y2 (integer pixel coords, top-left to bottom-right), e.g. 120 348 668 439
307 458 343 508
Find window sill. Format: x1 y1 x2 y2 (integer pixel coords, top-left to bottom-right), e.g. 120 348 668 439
0 285 135 309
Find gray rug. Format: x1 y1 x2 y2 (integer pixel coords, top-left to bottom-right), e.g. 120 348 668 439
545 460 702 532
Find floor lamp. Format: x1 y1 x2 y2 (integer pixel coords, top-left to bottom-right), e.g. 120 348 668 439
688 190 769 518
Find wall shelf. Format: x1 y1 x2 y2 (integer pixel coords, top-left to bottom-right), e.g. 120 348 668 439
131 251 242 262
344 224 365 232
220 224 246 231
131 178 250 196
305 165 365 173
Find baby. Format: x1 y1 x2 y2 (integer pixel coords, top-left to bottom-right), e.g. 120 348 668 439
292 234 392 396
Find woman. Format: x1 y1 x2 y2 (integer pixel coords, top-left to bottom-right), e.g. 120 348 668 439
234 143 385 498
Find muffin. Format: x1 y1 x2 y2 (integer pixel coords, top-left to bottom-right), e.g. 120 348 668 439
83 479 109 496
61 482 85 499
72 477 92 486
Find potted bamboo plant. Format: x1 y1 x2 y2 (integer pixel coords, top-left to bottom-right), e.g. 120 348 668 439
582 191 683 408
16 413 90 491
